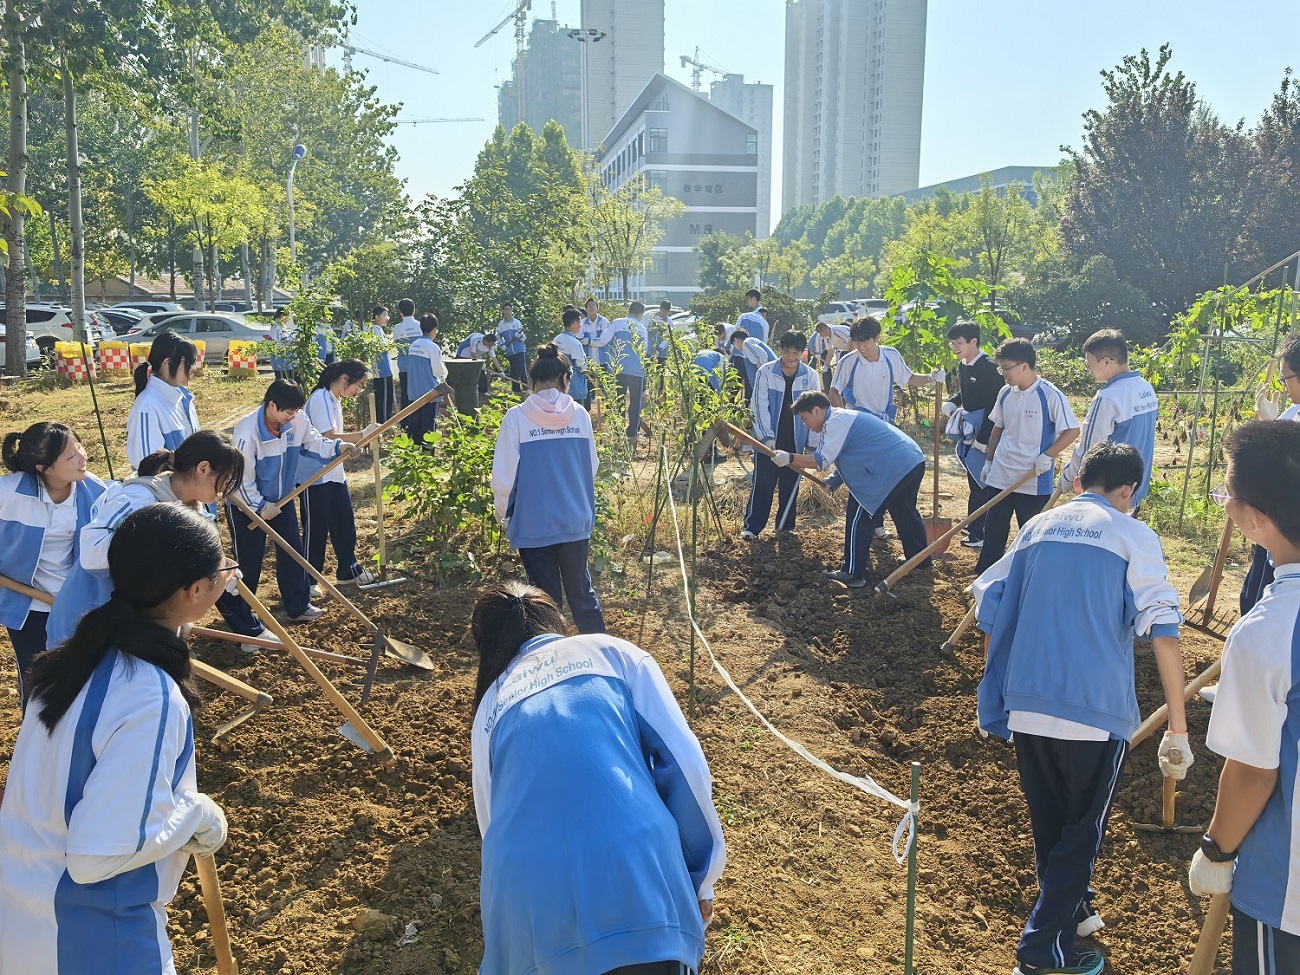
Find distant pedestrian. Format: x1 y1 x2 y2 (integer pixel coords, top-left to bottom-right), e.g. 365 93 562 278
404 315 449 447
369 305 397 424
457 331 499 396
392 297 421 410
607 301 649 453
734 288 767 343
497 301 528 393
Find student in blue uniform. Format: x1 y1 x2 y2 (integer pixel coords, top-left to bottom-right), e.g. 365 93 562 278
1188 420 1300 975
1058 329 1158 511
649 298 676 366
975 442 1189 975
0 504 231 975
943 320 1006 549
693 348 726 392
0 422 107 704
228 379 354 627
553 307 590 407
607 301 649 452
46 431 246 651
457 330 499 396
127 331 202 472
270 307 296 381
491 344 604 634
368 305 396 424
734 288 767 343
496 300 528 393
741 331 820 540
314 319 336 364
392 297 421 410
302 360 381 591
975 338 1080 575
728 328 776 404
811 320 851 386
785 391 929 587
404 314 450 447
470 580 725 975
829 317 944 422
1240 335 1300 614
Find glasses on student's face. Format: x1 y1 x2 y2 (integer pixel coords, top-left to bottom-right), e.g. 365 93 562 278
996 361 1024 376
214 561 240 577
1210 485 1236 508
1282 371 1299 384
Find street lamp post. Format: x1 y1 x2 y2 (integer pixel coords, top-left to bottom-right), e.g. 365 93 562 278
566 28 606 150
287 143 307 265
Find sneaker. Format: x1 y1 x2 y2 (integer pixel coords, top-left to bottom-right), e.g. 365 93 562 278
1198 683 1217 703
1076 907 1105 938
288 604 326 623
338 569 378 587
309 584 323 599
239 627 282 655
961 537 984 549
824 569 867 589
1013 950 1104 975
740 530 756 541
874 526 892 540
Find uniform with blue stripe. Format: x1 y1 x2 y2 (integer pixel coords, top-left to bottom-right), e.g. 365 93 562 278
743 357 820 536
0 648 205 974
126 376 200 473
734 308 767 344
552 332 589 403
1061 371 1159 506
831 345 911 422
736 337 776 389
692 350 725 392
472 632 726 975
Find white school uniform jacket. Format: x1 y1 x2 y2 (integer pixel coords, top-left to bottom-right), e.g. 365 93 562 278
811 325 852 357
302 388 349 486
1206 563 1300 934
0 648 206 975
1061 370 1159 506
126 376 201 472
734 309 767 344
986 377 1079 496
491 388 598 551
750 359 821 451
552 332 589 402
231 407 343 513
973 493 1182 742
831 346 913 422
369 324 394 379
406 336 448 404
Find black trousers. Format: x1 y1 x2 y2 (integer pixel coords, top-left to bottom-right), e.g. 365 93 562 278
1233 905 1300 975
506 351 528 393
745 452 799 535
6 609 48 707
975 490 1051 575
373 374 396 424
518 539 605 634
1241 543 1276 616
225 502 312 618
398 370 410 410
842 462 929 577
302 481 363 581
965 469 996 542
603 964 695 975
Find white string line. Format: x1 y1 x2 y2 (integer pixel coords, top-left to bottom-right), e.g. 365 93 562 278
661 448 916 863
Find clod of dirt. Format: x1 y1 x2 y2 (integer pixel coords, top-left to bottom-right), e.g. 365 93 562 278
350 909 397 939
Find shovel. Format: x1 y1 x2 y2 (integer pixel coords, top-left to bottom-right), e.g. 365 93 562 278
1189 517 1234 613
717 421 833 491
925 382 954 550
1134 750 1202 835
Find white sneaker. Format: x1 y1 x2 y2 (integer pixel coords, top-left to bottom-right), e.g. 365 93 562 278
961 537 984 549
874 526 892 539
239 628 282 655
288 604 326 623
740 530 756 541
339 569 377 587
1076 908 1105 938
309 584 323 599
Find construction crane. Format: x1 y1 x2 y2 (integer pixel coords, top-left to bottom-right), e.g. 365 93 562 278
394 117 485 125
475 1 532 125
342 43 439 77
679 47 727 92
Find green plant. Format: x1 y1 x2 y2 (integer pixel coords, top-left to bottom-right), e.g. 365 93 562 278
1033 348 1096 396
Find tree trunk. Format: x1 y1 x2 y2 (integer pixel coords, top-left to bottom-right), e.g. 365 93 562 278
240 242 252 306
127 185 136 296
211 241 221 304
49 212 65 298
63 59 87 344
188 108 206 311
4 25 28 376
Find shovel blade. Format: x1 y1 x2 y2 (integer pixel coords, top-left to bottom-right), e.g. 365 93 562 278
925 518 954 554
337 723 375 753
1188 565 1215 606
383 635 435 671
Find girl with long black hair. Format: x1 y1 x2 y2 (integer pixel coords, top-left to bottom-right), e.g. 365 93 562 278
0 504 231 974
127 330 202 472
0 422 106 704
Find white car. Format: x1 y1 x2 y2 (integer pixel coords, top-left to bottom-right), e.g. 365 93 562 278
113 300 185 315
0 305 105 357
0 325 41 372
817 301 857 326
126 312 273 359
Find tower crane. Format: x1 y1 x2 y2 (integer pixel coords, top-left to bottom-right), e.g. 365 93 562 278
679 47 727 92
342 43 440 77
394 117 486 125
475 1 532 123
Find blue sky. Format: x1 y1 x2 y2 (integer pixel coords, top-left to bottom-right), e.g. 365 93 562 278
336 0 1298 226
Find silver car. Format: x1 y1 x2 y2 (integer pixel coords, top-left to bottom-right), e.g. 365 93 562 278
0 325 41 371
127 312 274 360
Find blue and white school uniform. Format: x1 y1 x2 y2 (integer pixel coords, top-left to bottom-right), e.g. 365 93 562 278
126 376 201 472
369 323 396 423
270 320 296 378
831 346 913 422
973 493 1180 969
1240 405 1300 616
649 312 675 361
579 314 609 363
392 315 422 407
744 359 820 536
1207 564 1300 952
734 309 767 344
608 319 649 442
313 322 335 363
0 648 203 975
404 336 447 444
737 337 776 390
693 350 726 392
229 407 343 619
1061 370 1158 506
552 331 589 404
498 317 528 389
472 632 726 975
985 377 1079 497
456 333 494 361
492 388 604 633
0 472 107 702
300 388 366 582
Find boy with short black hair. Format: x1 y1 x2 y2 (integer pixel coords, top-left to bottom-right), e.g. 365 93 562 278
829 316 945 421
735 288 768 343
1058 329 1158 511
497 301 528 393
728 328 776 403
553 308 590 408
944 319 1005 548
1188 420 1300 975
974 338 1080 574
369 305 396 423
405 314 450 446
393 297 421 409
976 441 1189 975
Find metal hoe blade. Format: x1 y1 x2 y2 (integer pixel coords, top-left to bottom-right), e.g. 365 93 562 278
382 633 434 670
337 722 376 753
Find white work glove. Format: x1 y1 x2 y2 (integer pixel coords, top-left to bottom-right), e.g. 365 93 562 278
1188 848 1235 896
259 502 282 521
1057 471 1074 495
980 462 993 486
1159 731 1195 780
930 367 947 384
180 793 229 855
1255 387 1280 421
179 622 194 641
1032 453 1055 476
341 442 361 458
941 400 957 418
763 439 776 451
223 567 244 597
362 422 382 438
772 450 792 468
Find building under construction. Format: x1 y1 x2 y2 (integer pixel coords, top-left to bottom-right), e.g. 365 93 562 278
495 18 583 148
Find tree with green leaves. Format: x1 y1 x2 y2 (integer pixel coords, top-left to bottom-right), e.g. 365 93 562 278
694 231 740 294
960 175 1034 312
588 172 685 300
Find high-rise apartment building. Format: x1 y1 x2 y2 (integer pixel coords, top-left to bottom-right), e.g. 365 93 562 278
580 0 665 149
708 74 774 237
782 0 927 212
496 19 583 148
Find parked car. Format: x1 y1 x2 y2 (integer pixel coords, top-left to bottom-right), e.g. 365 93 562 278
817 301 857 326
0 324 42 372
113 300 185 315
0 305 105 357
856 298 890 319
96 307 147 336
125 312 272 359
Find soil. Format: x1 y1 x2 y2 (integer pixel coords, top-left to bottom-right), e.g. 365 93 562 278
0 433 1235 975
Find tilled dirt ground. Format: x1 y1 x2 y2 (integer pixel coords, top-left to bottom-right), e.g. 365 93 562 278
0 457 1235 975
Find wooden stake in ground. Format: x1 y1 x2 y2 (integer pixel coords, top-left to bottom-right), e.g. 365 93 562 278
195 852 238 975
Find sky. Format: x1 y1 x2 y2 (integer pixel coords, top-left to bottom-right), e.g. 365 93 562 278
335 0 1298 230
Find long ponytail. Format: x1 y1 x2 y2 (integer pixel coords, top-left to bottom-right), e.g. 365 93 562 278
470 580 567 711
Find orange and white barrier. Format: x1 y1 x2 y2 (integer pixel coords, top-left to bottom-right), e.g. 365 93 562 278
54 342 97 383
97 341 131 376
227 340 259 376
193 340 207 373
